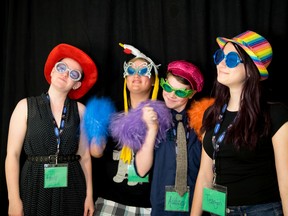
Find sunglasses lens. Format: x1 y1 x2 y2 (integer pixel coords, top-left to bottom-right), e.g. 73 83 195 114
70 70 81 81
162 83 173 93
214 49 224 65
138 67 148 76
127 66 136 75
226 52 240 68
175 90 188 98
56 62 67 73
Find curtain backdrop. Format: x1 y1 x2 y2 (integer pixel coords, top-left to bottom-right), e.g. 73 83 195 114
1 0 288 214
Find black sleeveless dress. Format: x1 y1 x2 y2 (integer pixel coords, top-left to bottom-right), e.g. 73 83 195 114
20 93 86 216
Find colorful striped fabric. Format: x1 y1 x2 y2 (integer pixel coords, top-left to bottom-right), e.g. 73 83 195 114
216 30 272 80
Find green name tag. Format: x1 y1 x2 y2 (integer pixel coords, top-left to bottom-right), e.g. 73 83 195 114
165 186 189 212
202 185 227 216
127 164 149 183
44 164 68 188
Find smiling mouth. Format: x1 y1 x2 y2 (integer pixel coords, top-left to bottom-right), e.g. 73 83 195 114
58 77 67 82
167 96 177 102
218 70 229 75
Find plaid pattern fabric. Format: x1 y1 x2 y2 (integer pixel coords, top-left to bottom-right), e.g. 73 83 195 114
94 197 151 216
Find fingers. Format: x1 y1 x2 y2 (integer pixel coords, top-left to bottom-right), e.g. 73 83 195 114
151 115 157 121
142 106 158 124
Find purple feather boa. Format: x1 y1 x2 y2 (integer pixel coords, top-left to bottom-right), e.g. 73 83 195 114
109 100 173 152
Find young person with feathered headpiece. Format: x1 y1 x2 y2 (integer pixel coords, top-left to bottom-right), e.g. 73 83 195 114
87 43 172 215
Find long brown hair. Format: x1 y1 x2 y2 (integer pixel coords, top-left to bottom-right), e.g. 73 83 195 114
201 43 271 150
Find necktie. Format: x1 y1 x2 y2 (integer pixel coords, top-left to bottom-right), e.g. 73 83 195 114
175 114 187 196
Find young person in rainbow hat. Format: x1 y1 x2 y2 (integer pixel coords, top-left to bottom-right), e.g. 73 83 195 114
5 43 97 216
92 43 171 215
135 60 206 215
191 30 288 215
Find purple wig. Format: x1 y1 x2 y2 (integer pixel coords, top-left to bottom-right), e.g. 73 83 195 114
109 100 173 152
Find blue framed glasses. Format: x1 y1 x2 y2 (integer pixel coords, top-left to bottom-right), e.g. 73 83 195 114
213 49 243 68
160 78 193 98
55 62 82 81
123 62 152 78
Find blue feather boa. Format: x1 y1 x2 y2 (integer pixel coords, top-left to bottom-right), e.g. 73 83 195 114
83 97 116 145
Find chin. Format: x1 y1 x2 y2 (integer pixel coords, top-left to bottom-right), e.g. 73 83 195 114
164 101 174 109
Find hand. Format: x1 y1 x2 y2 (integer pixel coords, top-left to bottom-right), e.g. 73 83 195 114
83 196 94 216
142 105 158 131
8 198 24 216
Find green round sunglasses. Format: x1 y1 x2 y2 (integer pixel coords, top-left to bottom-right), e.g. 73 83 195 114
160 78 193 98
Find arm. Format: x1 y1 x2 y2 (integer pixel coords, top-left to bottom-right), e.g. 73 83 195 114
191 145 213 216
77 102 94 216
5 99 27 216
272 121 288 215
135 106 158 177
90 138 106 158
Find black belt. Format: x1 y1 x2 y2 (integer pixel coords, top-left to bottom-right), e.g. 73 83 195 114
27 155 81 163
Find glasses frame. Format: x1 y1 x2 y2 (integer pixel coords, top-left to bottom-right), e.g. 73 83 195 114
54 62 82 82
160 78 193 98
123 61 152 78
213 49 243 68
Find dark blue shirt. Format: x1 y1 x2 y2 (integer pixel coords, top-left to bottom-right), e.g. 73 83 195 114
150 110 202 216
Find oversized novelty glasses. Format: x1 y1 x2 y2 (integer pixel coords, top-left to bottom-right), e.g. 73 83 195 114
123 62 152 78
54 62 82 81
160 78 193 98
213 49 243 68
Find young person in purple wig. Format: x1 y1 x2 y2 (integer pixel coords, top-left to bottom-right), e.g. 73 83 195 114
135 60 205 216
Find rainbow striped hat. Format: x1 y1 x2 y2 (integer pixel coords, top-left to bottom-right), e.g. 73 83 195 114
216 30 272 80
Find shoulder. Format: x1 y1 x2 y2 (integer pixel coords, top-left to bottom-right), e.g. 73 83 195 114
268 102 288 135
268 102 288 113
77 101 85 108
268 102 288 121
77 101 85 115
10 98 28 121
15 98 28 111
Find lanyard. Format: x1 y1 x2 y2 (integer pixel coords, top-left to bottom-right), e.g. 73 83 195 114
46 93 68 157
211 104 237 184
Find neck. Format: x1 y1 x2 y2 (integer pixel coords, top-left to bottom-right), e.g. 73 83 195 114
129 92 150 109
47 88 67 105
228 88 242 111
47 88 68 126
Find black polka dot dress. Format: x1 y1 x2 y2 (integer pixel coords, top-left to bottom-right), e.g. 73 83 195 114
20 93 86 216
